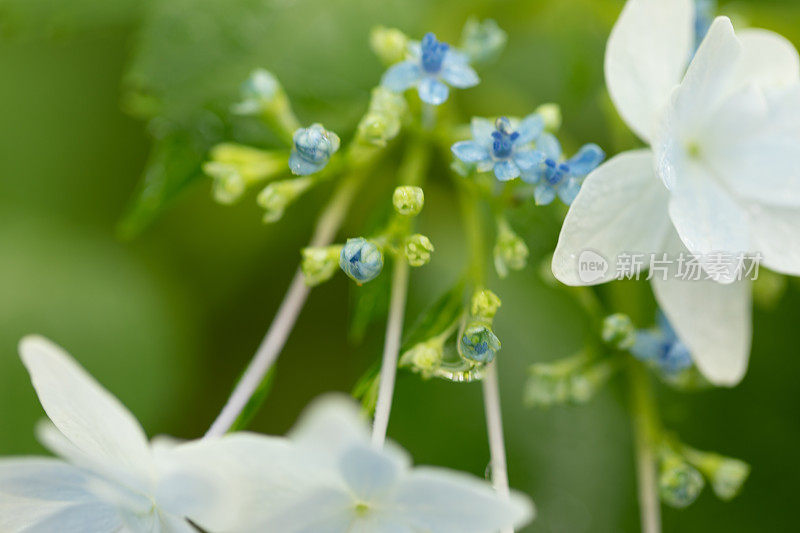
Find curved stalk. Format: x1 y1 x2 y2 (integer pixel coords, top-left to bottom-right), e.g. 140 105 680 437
629 359 662 533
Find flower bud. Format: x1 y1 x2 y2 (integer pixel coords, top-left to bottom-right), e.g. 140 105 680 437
256 177 314 223
460 18 507 64
232 69 283 116
404 234 434 267
535 103 562 132
659 454 705 508
602 313 636 350
493 219 529 278
340 238 384 284
356 87 406 147
289 124 341 176
203 143 287 204
470 289 501 320
459 321 501 364
370 26 410 65
708 457 750 501
301 245 343 287
400 339 444 375
393 186 425 216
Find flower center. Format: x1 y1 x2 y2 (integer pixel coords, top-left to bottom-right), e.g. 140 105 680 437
544 158 570 185
421 32 449 74
491 117 519 159
685 140 702 160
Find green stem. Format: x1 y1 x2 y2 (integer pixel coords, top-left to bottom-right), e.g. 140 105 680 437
628 358 662 533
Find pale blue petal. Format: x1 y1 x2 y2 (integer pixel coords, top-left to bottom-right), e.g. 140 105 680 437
444 48 470 65
567 143 606 176
536 133 562 161
515 114 545 145
476 159 495 173
339 445 400 501
441 58 480 88
418 77 449 105
557 177 582 205
289 151 324 176
657 311 678 343
513 149 544 171
663 342 693 373
470 117 495 144
408 42 422 59
452 141 490 163
493 160 521 181
534 183 556 205
520 165 546 185
631 330 666 362
381 60 423 92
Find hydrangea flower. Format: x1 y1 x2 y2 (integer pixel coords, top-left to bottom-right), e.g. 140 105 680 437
522 133 605 205
340 237 384 283
632 312 694 374
552 0 800 385
0 336 286 532
381 32 479 105
289 124 340 176
452 115 545 181
226 395 534 532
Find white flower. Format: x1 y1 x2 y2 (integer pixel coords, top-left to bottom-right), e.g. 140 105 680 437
552 0 800 385
226 395 534 533
0 335 288 532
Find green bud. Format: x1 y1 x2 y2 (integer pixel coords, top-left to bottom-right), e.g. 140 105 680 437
301 245 342 287
601 313 636 350
659 453 705 508
494 219 529 278
525 367 571 407
356 88 406 147
404 234 434 267
400 338 444 376
682 447 750 501
460 18 507 64
256 177 314 223
370 26 410 65
535 103 562 132
471 289 502 320
232 69 300 143
460 321 501 364
203 143 287 204
393 186 425 216
569 359 619 403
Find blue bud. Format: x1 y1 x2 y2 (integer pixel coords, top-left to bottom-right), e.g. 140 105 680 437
460 322 501 363
339 238 384 284
289 124 340 176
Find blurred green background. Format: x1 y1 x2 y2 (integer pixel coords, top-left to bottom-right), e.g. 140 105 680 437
1 0 799 531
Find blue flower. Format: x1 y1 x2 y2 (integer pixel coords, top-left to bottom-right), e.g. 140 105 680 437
632 312 694 374
522 133 605 205
460 322 501 364
289 124 340 176
451 115 545 182
381 32 479 105
340 238 384 284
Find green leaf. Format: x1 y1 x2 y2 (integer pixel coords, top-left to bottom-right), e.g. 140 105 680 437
401 280 465 352
228 366 277 433
352 362 380 416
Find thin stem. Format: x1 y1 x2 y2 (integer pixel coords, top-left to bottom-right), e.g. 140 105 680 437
458 178 512 526
629 359 662 533
371 259 410 447
205 170 367 438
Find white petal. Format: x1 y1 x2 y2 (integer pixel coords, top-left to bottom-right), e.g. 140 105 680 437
604 0 693 141
388 467 534 533
651 231 752 386
0 458 124 533
552 150 671 286
19 336 153 486
667 161 749 283
732 29 800 92
668 17 742 136
339 444 401 501
701 84 800 206
747 202 800 275
241 487 356 533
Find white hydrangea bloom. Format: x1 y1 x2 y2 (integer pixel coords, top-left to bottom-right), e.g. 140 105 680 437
0 336 289 532
552 0 800 385
225 395 535 533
